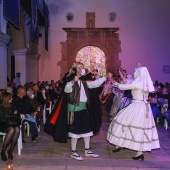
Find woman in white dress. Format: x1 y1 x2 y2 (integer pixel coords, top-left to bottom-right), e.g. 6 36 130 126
107 66 160 160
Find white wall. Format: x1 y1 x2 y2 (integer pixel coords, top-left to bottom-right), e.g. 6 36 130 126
39 0 170 84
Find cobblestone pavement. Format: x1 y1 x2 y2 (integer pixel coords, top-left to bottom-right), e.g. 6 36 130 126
0 107 170 170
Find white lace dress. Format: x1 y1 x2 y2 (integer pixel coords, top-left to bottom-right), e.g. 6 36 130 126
107 83 160 151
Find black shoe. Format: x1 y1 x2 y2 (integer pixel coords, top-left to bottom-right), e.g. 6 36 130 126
22 139 26 143
132 154 144 161
32 138 38 143
1 151 7 161
8 150 13 160
112 147 122 152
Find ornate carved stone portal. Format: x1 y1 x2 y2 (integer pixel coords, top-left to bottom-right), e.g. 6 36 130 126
59 12 121 77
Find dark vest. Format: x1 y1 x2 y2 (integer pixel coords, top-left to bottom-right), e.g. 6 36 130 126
67 80 89 106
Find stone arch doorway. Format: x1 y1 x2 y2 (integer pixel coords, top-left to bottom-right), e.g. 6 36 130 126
75 46 106 76
59 12 121 78
60 28 121 78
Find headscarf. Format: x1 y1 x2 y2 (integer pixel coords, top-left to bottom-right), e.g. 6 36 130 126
132 67 155 92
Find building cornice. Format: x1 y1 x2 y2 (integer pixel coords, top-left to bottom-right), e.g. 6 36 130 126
12 48 30 56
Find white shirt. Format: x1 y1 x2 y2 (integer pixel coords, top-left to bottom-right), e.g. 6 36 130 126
64 77 106 102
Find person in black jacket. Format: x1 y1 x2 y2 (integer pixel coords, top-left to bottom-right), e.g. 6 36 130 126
48 84 57 105
0 92 20 161
44 68 77 143
33 84 46 106
13 86 38 143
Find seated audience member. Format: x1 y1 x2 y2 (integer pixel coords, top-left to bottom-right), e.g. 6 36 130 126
0 89 6 96
5 86 13 96
39 86 47 101
39 86 51 116
24 83 32 92
37 81 41 86
157 87 168 117
29 82 34 89
51 80 54 84
48 84 57 105
45 81 50 88
27 89 42 127
33 84 46 106
148 92 163 122
40 81 46 87
154 80 159 87
166 83 170 93
164 91 170 127
12 86 38 143
0 92 20 161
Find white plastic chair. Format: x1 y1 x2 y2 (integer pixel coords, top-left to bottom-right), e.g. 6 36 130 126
163 104 168 129
164 119 168 130
21 113 40 134
0 129 23 155
24 122 30 136
20 114 30 136
43 101 52 124
0 132 6 141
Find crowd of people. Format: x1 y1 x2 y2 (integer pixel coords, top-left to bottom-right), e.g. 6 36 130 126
0 62 170 162
0 75 63 161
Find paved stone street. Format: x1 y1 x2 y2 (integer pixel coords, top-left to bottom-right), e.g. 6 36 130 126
1 106 170 170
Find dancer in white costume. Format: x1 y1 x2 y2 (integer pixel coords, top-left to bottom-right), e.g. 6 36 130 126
107 65 160 160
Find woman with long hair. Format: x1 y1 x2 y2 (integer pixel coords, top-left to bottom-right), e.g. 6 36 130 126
0 92 20 161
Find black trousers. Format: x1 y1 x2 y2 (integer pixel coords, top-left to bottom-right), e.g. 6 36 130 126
21 120 38 139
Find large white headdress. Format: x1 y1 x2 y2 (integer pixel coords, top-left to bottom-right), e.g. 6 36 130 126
132 67 154 92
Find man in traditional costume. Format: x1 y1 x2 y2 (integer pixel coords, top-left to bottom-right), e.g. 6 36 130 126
64 62 106 160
